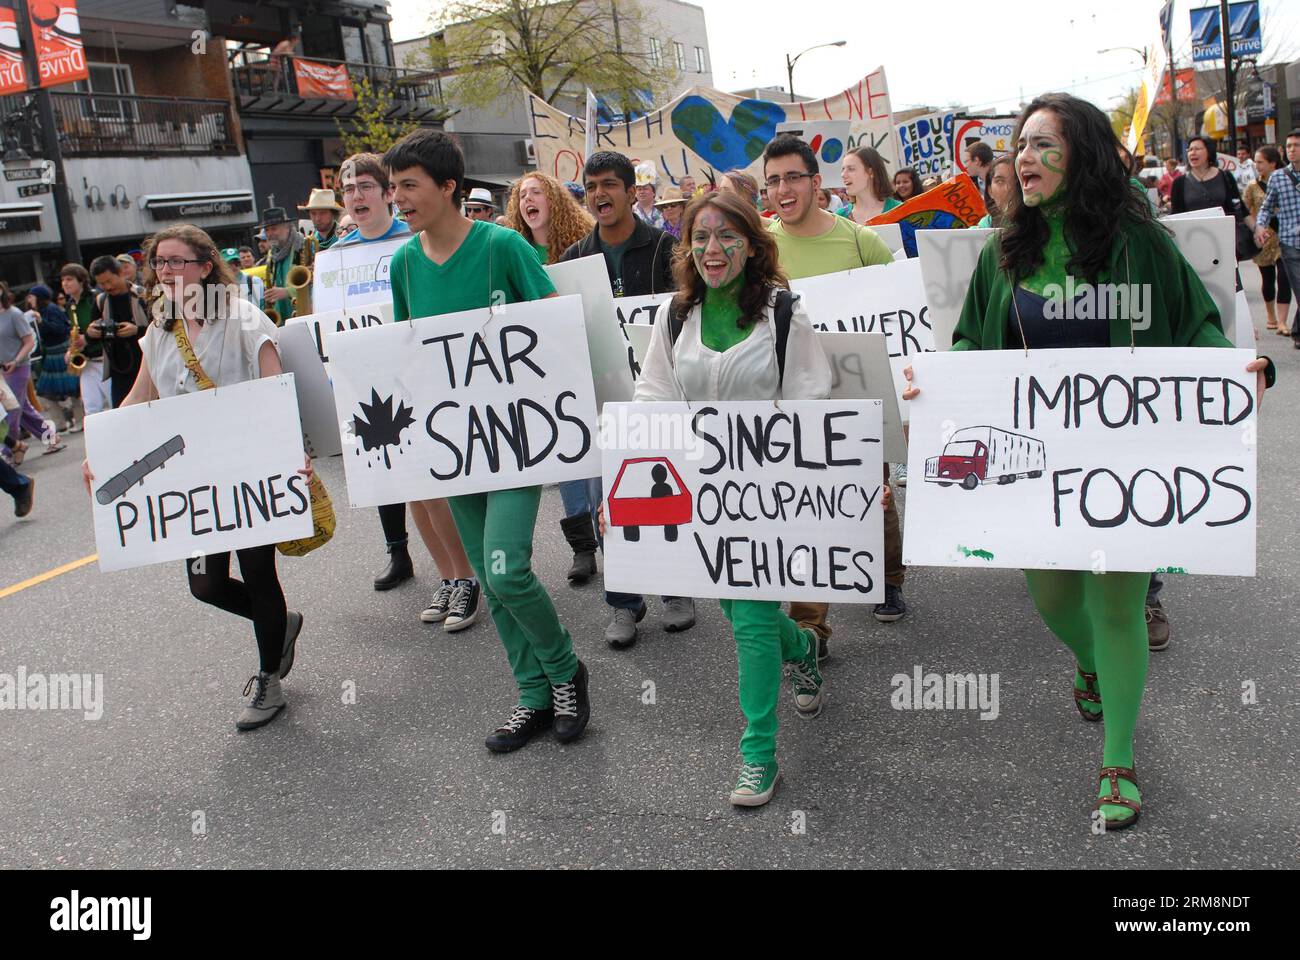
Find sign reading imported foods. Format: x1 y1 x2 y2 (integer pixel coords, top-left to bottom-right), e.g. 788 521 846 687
601 400 885 603
325 295 600 506
85 376 313 573
903 348 1258 576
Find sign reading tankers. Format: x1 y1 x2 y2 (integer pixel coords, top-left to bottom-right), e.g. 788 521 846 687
1190 2 1262 63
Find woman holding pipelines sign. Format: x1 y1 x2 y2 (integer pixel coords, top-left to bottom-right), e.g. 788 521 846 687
902 93 1274 830
81 224 313 732
604 190 869 807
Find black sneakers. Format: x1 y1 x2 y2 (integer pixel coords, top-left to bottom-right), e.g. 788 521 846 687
13 477 34 518
444 579 481 632
873 584 907 623
485 705 554 753
373 543 414 591
551 660 591 743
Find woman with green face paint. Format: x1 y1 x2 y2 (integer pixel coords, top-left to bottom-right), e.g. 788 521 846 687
903 93 1274 831
611 191 836 807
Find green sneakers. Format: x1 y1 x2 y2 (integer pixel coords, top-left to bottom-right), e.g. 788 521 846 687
783 629 825 718
730 761 781 807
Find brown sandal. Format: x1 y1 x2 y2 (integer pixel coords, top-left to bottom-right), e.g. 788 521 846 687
1073 670 1103 721
1095 766 1141 829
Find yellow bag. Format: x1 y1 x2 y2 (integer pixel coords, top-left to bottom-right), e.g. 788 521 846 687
172 319 335 556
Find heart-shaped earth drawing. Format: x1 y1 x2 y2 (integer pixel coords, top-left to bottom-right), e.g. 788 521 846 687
670 96 786 172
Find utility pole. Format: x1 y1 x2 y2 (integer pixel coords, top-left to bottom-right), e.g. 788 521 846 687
14 0 79 266
1221 0 1236 154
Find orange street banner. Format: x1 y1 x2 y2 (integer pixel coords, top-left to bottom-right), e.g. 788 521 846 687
27 0 88 89
0 9 28 96
868 173 986 257
294 59 354 100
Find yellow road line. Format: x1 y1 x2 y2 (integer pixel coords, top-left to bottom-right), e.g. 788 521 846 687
0 554 98 600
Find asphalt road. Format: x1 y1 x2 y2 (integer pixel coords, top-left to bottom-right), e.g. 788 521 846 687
1 264 1296 869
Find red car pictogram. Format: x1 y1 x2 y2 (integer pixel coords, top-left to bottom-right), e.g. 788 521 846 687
607 457 692 542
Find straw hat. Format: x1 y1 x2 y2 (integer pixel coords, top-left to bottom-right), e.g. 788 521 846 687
298 188 344 212
654 187 687 207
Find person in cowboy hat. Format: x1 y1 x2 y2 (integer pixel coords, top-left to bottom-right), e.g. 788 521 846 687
258 205 304 322
654 186 688 239
298 187 345 257
463 187 497 222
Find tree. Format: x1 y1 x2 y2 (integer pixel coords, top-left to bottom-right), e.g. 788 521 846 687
337 76 424 157
424 0 678 110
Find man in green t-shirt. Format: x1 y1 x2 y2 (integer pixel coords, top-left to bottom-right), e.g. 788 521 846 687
385 130 591 753
761 134 908 655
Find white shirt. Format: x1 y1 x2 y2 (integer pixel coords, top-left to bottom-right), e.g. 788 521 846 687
141 297 278 399
1234 159 1257 190
634 292 831 403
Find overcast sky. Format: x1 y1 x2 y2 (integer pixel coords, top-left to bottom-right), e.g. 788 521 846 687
390 0 1299 116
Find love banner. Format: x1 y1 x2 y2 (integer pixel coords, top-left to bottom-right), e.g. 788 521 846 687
527 68 896 188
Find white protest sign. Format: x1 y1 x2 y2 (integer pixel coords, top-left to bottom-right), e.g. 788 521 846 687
917 227 997 352
791 258 935 422
897 111 956 179
288 301 395 365
615 292 674 327
310 235 406 314
1165 215 1236 346
326 295 600 506
1233 290 1254 349
816 331 906 463
775 120 851 188
1162 208 1223 221
866 222 903 259
601 400 884 602
85 376 313 573
545 255 636 409
277 322 343 458
624 322 653 381
903 347 1257 575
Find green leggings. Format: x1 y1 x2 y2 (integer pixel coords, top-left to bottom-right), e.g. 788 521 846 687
1023 570 1150 770
449 486 579 710
719 599 810 765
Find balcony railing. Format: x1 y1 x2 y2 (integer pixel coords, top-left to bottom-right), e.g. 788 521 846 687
230 54 449 121
50 92 239 157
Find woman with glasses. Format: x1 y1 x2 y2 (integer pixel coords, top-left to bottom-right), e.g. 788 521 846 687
81 224 312 732
902 93 1273 830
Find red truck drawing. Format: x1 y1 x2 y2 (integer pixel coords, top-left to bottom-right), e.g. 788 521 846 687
924 426 1045 490
607 457 692 542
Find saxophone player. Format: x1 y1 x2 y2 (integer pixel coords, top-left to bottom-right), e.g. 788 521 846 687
257 206 309 323
299 188 345 265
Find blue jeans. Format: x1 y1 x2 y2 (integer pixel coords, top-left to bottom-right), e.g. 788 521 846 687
566 475 667 612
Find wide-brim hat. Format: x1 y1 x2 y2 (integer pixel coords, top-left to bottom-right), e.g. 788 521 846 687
259 206 294 227
655 187 687 207
299 188 344 212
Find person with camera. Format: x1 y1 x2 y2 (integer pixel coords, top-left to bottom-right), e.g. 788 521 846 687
88 255 148 409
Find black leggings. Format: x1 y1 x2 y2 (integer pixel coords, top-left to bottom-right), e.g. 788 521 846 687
378 501 408 547
187 545 286 673
1261 263 1293 305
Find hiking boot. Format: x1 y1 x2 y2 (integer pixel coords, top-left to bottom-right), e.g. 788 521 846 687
373 543 414 591
485 705 554 753
873 583 907 623
1146 600 1171 651
236 672 285 731
783 629 825 718
661 596 696 632
560 513 598 584
280 611 304 679
605 603 647 649
420 579 456 623
730 761 781 807
551 660 591 743
444 580 481 632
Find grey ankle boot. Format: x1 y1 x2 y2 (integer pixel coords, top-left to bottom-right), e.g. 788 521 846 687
236 671 286 731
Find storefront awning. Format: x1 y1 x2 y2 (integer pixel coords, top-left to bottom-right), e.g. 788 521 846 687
141 191 256 221
0 202 43 234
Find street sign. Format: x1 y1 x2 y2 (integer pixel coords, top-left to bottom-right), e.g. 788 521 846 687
1190 2 1262 64
16 182 49 197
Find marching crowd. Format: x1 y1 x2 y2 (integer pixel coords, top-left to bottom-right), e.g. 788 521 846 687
5 91 1295 825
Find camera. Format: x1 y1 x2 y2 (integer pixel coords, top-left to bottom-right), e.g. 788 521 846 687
99 319 118 340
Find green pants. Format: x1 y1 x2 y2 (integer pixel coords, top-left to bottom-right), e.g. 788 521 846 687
449 486 579 710
720 599 809 765
1023 570 1150 769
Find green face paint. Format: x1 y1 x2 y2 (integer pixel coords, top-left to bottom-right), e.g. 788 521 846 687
1017 111 1068 208
690 208 750 288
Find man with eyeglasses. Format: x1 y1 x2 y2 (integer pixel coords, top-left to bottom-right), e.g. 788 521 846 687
762 134 907 658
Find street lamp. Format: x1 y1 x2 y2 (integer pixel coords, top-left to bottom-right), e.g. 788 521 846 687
1098 46 1148 64
785 41 845 102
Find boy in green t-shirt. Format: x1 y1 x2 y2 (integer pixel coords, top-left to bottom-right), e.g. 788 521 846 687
384 130 590 753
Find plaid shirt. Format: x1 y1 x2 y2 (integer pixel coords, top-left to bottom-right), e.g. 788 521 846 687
1258 163 1300 249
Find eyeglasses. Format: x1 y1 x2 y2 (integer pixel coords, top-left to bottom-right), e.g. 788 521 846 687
150 257 204 271
341 182 382 198
764 172 814 189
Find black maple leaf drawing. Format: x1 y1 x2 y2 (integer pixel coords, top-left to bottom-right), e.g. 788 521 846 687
353 388 416 469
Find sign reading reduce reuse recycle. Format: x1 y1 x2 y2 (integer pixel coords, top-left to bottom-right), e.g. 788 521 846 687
903 348 1258 576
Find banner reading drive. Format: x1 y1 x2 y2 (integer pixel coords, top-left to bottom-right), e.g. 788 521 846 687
601 400 885 602
326 295 600 506
85 376 312 573
310 235 406 314
903 348 1258 576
